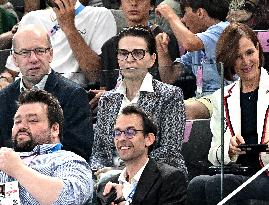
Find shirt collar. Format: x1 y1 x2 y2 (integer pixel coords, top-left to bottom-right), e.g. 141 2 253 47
19 143 62 158
118 158 149 184
115 72 154 95
20 69 51 92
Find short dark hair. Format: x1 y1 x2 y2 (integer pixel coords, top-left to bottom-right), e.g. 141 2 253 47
117 25 157 56
18 89 64 140
216 22 264 81
180 0 229 21
120 105 158 153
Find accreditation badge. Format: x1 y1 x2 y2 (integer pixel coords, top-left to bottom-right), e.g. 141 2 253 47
0 181 20 205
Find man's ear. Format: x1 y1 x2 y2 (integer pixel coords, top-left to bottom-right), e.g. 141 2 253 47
50 123 60 142
145 133 156 147
48 48 53 63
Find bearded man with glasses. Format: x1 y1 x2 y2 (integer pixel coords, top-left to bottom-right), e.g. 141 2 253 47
96 105 187 205
90 25 187 180
0 24 94 161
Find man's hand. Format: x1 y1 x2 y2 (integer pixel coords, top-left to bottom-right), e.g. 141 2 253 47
0 147 25 178
94 167 113 180
229 135 246 157
103 181 124 205
155 32 169 54
155 3 178 22
53 0 76 32
89 89 106 115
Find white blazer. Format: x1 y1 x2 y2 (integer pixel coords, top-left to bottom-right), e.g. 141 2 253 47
209 67 269 173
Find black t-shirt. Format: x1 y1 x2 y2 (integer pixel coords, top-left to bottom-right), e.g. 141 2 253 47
238 87 260 175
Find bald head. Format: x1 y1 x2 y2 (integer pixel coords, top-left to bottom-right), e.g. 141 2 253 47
12 25 52 50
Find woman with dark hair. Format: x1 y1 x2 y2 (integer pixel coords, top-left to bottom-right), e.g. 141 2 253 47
186 22 269 205
90 25 187 178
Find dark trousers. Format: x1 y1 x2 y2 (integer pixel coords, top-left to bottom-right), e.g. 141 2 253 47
186 174 269 205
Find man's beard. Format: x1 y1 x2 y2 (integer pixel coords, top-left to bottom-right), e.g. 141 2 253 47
13 129 37 152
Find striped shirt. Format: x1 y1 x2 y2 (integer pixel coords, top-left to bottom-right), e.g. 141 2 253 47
0 144 93 204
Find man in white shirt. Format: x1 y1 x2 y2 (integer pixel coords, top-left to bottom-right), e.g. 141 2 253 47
96 105 187 205
7 0 117 86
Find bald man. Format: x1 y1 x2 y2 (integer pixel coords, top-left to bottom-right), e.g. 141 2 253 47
0 25 94 160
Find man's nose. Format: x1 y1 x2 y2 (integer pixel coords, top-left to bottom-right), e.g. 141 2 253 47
28 51 39 62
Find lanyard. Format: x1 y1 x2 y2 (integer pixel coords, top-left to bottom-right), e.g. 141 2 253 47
20 143 62 165
49 3 85 36
126 182 137 204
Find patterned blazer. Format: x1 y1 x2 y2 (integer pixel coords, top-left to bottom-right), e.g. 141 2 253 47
90 79 187 175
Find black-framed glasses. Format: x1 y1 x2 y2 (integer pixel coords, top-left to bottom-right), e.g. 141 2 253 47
14 47 51 58
112 127 144 139
117 49 148 61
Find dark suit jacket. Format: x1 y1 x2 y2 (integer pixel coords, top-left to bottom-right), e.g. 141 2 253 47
97 158 187 205
0 70 93 160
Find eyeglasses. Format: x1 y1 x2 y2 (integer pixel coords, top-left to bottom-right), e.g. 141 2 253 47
112 127 144 139
117 49 148 61
14 47 51 58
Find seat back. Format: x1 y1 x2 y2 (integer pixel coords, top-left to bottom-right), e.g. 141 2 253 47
182 119 213 180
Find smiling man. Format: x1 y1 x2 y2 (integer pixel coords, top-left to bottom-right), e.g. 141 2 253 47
96 105 187 205
0 24 94 161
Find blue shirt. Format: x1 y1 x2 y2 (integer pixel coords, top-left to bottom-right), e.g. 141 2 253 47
0 144 93 205
176 21 230 96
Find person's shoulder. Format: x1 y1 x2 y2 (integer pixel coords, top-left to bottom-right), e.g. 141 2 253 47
22 8 50 19
156 161 186 179
153 79 183 98
52 72 83 89
84 5 113 16
51 149 88 163
101 35 117 50
0 79 19 96
207 21 230 32
100 89 118 100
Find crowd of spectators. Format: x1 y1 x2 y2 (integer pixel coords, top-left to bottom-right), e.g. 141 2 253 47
0 0 268 204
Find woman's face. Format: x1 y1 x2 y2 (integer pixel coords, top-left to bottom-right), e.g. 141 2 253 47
117 36 156 80
234 37 260 82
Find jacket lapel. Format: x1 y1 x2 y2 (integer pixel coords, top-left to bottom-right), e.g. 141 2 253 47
225 81 241 137
132 159 159 203
257 68 269 143
44 70 58 92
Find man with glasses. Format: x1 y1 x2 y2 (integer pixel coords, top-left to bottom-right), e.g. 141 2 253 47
90 26 187 179
6 0 116 86
96 105 187 205
0 24 94 161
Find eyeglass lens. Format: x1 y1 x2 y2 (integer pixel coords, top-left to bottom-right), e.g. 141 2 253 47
113 127 143 139
117 49 146 60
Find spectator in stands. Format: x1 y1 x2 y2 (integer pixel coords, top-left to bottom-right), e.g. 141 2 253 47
6 0 116 86
90 26 187 177
0 0 18 49
183 0 269 120
96 105 187 205
0 25 93 160
186 22 269 205
1 89 92 204
100 0 180 91
227 0 269 30
0 68 14 89
155 0 230 96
